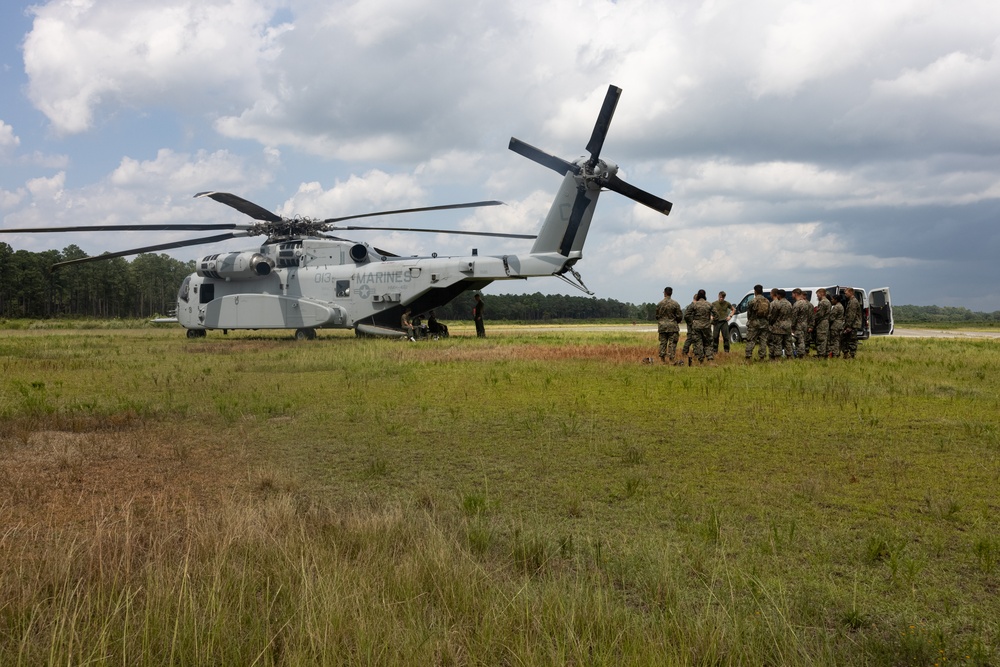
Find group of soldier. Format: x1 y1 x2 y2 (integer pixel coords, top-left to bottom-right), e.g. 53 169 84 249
655 285 863 365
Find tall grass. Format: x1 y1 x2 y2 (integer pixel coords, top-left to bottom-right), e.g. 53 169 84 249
1 328 998 665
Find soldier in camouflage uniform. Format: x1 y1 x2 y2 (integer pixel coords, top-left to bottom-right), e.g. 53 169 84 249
767 289 793 359
813 288 832 358
841 287 862 359
681 293 698 359
744 284 770 361
791 288 812 358
711 291 735 353
828 293 845 358
655 287 684 364
687 289 715 364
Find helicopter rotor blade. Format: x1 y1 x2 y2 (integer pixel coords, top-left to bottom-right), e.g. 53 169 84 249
597 173 673 216
321 200 504 224
334 225 536 239
508 138 580 176
0 222 245 234
585 85 622 167
195 191 283 223
51 231 251 269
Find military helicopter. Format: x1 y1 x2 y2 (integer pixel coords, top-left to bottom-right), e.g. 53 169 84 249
2 85 672 339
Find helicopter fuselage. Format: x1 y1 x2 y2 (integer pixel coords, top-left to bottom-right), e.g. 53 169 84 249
176 235 577 336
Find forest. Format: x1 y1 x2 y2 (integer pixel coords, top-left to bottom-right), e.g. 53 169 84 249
0 244 194 319
3 243 998 323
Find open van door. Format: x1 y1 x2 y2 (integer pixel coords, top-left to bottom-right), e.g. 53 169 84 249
869 287 893 335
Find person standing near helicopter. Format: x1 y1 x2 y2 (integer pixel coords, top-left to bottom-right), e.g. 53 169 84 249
473 293 486 338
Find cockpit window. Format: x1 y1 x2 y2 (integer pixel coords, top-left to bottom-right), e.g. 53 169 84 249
178 276 191 303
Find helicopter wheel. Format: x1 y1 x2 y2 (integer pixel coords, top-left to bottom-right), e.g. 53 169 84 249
295 328 316 341
186 328 206 338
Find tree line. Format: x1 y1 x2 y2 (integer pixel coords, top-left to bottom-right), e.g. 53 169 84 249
3 243 997 323
890 304 1000 324
433 291 649 322
0 243 194 319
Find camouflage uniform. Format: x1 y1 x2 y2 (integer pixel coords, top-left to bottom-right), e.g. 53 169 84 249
682 300 697 357
842 295 862 358
828 299 845 357
711 299 733 353
745 294 770 360
792 298 812 358
688 299 715 362
768 297 793 359
655 296 683 362
813 295 831 357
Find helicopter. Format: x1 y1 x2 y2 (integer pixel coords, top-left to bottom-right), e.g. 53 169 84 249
1 85 672 339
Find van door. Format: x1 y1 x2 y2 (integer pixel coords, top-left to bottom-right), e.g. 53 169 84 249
869 287 893 335
730 292 753 342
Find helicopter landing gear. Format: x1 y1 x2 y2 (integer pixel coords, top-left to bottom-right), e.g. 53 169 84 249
186 328 207 338
294 328 317 341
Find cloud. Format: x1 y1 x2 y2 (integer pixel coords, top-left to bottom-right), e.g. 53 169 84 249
0 120 19 155
23 0 290 134
1 187 26 209
26 171 65 200
279 171 425 219
109 148 273 194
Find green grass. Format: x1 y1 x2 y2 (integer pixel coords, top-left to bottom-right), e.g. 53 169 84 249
1 328 998 665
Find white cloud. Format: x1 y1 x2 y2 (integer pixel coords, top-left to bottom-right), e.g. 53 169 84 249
1 187 26 209
26 171 66 200
109 148 271 193
279 171 426 219
23 0 290 134
0 120 19 155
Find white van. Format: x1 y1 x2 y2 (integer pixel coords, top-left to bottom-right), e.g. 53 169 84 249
728 286 893 344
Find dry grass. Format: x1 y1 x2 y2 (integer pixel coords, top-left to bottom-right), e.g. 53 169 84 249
0 423 246 529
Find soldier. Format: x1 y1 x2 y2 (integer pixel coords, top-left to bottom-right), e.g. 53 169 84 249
711 291 735 354
791 288 811 358
767 288 793 359
828 293 845 358
842 287 862 358
744 284 770 361
813 288 832 358
681 293 698 360
473 293 486 338
655 287 684 364
401 307 416 341
687 289 715 364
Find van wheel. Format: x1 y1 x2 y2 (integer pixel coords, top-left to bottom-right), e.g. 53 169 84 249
729 328 742 343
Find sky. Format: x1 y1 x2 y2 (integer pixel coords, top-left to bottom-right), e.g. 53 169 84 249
2 0 999 310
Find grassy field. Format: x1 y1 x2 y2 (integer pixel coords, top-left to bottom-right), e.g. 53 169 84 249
1 326 997 665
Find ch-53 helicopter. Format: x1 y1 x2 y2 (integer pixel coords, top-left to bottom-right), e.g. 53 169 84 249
2 85 672 339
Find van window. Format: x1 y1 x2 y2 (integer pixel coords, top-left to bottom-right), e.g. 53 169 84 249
736 294 753 314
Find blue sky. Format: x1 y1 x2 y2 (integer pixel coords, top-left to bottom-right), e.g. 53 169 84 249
2 0 1000 310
